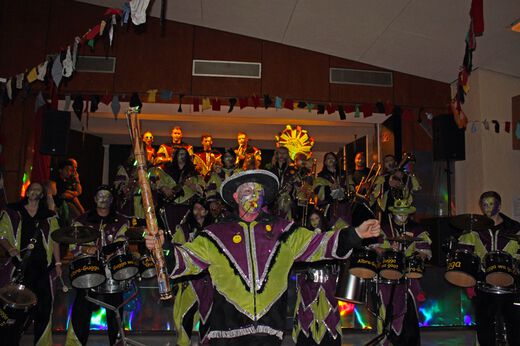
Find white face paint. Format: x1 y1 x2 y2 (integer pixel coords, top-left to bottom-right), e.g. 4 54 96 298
309 213 321 229
192 203 208 224
325 154 337 172
393 213 409 225
95 190 113 209
26 183 44 201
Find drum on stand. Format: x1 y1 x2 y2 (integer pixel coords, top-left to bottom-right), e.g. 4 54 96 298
103 241 139 281
0 283 37 332
405 254 425 279
484 251 515 288
69 255 105 289
139 254 157 279
349 247 379 279
444 249 481 288
379 249 405 281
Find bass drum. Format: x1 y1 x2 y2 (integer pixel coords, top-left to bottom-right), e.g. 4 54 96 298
444 249 481 288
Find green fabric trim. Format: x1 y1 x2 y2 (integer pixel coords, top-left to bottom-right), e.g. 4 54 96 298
173 283 198 346
458 231 487 260
65 323 82 346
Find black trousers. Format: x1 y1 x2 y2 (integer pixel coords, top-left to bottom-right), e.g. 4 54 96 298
1 264 53 346
296 332 341 346
475 290 520 346
209 335 282 346
69 289 124 346
386 292 421 346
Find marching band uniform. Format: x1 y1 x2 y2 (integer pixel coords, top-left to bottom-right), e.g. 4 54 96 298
0 188 60 346
172 204 214 346
65 187 129 346
157 170 369 346
457 195 520 346
292 216 347 346
194 150 222 178
374 201 431 346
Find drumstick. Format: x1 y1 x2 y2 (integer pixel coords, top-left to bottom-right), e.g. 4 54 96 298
56 275 69 293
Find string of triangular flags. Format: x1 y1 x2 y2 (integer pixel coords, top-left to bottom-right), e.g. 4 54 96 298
0 1 153 107
467 119 520 138
452 0 484 129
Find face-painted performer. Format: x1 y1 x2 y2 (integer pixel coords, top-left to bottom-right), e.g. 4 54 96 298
142 131 156 164
0 182 61 345
371 198 431 346
146 169 381 345
457 191 520 346
65 186 130 346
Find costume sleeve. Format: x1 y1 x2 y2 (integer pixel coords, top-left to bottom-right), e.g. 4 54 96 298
114 221 128 243
164 235 212 279
406 230 432 259
290 226 362 262
152 167 177 190
458 231 487 260
0 210 16 247
173 224 187 245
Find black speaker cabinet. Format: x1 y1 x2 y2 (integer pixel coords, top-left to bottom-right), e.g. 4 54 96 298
432 114 465 161
40 110 71 156
421 216 462 267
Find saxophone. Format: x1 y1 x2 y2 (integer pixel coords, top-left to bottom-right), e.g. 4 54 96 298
127 107 172 300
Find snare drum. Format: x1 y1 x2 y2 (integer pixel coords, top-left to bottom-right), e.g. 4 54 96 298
139 254 157 279
335 270 367 304
484 251 515 287
405 255 425 279
69 255 105 289
379 250 405 281
444 249 480 288
349 247 379 279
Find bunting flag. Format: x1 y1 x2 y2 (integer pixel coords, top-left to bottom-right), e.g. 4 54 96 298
239 97 248 109
283 98 294 110
211 97 221 111
192 97 200 112
228 98 237 113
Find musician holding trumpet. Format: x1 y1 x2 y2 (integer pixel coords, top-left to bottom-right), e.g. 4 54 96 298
0 182 61 345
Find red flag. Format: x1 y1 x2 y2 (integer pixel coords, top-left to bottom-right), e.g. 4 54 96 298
193 97 200 112
362 104 373 118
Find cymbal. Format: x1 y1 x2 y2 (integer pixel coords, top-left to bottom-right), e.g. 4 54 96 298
51 225 100 244
0 283 37 308
387 234 423 243
126 226 146 241
450 214 494 231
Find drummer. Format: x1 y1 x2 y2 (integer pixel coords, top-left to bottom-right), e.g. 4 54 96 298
457 191 520 346
65 185 130 346
0 182 61 345
372 197 431 346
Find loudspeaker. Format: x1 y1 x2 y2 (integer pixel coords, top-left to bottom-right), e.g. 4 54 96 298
40 110 71 156
421 216 462 267
432 114 465 161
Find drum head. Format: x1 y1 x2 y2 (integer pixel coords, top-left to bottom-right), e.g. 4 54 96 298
444 271 476 288
0 284 37 309
486 272 515 288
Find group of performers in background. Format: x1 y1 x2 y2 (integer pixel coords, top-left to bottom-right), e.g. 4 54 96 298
0 125 518 345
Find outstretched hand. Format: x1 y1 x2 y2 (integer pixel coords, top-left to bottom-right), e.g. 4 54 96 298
355 219 381 239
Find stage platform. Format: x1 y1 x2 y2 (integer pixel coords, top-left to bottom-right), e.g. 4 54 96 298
21 328 476 345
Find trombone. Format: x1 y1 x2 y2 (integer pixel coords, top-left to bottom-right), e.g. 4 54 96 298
354 162 382 200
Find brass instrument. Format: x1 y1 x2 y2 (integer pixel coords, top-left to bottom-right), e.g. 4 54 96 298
389 152 416 192
127 107 172 300
301 158 318 226
354 161 382 200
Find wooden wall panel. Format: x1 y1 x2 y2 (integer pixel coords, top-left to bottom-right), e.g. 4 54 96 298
262 42 330 101
0 0 50 76
393 72 450 108
115 20 194 93
192 26 262 97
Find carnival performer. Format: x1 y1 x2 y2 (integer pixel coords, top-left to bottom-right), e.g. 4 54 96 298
0 182 61 345
266 146 295 220
292 153 316 227
152 147 205 232
314 152 352 226
233 132 261 168
113 153 144 219
142 130 156 164
156 126 194 165
205 149 237 202
65 186 129 346
194 134 222 177
52 159 83 226
145 169 381 346
457 191 520 346
292 209 346 346
172 198 214 346
373 197 431 346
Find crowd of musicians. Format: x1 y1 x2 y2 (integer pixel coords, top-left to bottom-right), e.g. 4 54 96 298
0 126 519 346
